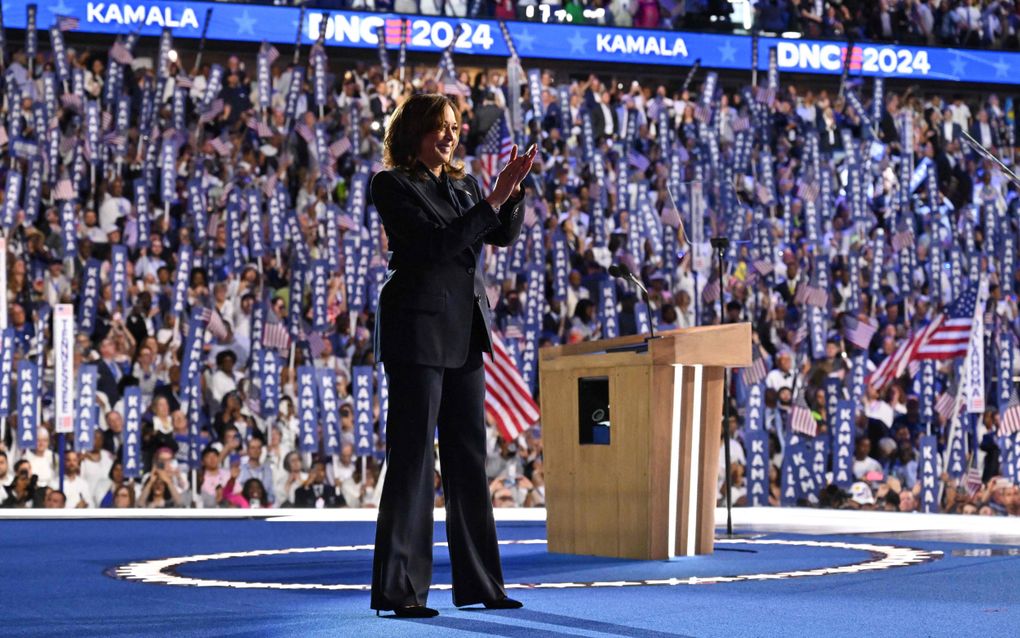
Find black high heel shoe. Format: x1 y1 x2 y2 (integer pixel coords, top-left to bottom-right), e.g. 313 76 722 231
377 604 440 618
483 597 524 610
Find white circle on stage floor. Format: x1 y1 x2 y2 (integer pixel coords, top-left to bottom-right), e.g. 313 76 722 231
112 538 942 591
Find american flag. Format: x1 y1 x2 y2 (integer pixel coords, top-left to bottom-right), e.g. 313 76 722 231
198 307 230 341
485 284 501 310
103 131 126 147
627 149 651 173
964 465 984 497
503 318 524 340
59 133 78 155
262 172 278 198
794 320 809 346
329 136 352 159
478 113 513 191
209 137 232 156
702 277 720 304
523 205 538 228
868 324 930 390
61 94 82 111
843 314 877 349
54 179 75 201
799 181 820 203
790 395 817 437
484 332 540 443
56 15 79 31
110 40 134 65
795 283 829 308
301 328 327 359
913 284 979 360
731 115 751 132
742 345 768 386
693 104 712 123
263 43 281 66
752 258 774 276
101 111 113 130
176 75 194 90
754 86 776 106
247 117 273 138
1000 386 1020 435
440 81 470 97
935 390 958 423
755 182 774 205
891 228 915 252
262 321 291 353
295 122 314 144
199 99 224 125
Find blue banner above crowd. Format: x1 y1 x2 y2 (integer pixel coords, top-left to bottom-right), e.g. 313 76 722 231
3 1 1020 84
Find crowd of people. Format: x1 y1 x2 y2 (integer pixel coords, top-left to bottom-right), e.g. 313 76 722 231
330 0 1020 49
0 18 1017 517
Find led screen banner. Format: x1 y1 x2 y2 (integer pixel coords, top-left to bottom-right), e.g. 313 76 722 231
2 1 1019 84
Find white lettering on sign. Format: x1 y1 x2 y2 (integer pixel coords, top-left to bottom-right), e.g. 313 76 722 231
308 14 495 51
86 3 200 29
596 33 688 58
776 41 930 75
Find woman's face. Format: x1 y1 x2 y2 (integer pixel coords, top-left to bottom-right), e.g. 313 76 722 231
114 487 132 508
154 397 169 417
417 105 459 170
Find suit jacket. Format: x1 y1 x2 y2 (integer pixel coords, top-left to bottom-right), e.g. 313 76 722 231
371 166 524 368
294 482 344 508
96 360 123 406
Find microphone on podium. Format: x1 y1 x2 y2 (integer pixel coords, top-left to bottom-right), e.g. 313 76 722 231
608 263 658 341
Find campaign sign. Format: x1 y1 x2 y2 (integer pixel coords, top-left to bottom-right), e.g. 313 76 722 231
352 365 374 457
918 434 939 513
123 386 143 478
318 369 341 456
75 365 98 450
54 305 76 434
744 428 770 507
297 366 319 453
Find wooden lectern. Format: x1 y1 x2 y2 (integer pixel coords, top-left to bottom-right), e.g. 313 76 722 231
538 323 752 560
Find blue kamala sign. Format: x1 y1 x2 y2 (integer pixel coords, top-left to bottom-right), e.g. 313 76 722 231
3 1 1019 84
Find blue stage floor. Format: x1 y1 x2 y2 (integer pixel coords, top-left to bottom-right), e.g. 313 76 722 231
3 518 1018 637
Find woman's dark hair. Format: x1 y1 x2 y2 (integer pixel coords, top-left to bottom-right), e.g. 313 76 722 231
383 93 464 179
114 484 136 507
574 299 595 321
242 478 266 502
108 459 123 480
146 477 171 504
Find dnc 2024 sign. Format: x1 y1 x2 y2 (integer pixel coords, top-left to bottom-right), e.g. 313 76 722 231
3 1 1018 84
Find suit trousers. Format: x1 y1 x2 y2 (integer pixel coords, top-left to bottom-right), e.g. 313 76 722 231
371 321 507 609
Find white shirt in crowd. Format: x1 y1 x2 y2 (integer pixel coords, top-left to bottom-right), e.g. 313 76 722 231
865 399 895 429
853 455 883 480
24 449 55 488
98 194 131 234
766 368 795 393
63 474 96 508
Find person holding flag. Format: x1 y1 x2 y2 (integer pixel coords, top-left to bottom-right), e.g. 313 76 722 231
369 93 536 618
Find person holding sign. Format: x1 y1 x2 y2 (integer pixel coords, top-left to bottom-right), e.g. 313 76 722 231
369 94 535 618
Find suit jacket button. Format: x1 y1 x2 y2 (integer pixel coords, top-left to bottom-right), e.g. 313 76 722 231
467 267 475 275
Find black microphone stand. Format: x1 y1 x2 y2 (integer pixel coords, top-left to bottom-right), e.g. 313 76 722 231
710 236 734 538
628 272 660 342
